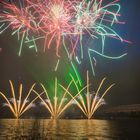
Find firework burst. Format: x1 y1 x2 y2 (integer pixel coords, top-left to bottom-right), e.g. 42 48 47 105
0 0 130 57
30 0 77 57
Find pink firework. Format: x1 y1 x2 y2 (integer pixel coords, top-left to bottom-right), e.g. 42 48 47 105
29 0 80 57
0 2 37 38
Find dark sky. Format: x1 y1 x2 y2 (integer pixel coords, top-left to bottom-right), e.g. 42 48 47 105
0 0 140 118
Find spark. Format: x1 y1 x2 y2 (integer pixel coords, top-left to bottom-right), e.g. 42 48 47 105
54 59 60 71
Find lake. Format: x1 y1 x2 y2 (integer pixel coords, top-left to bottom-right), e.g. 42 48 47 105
0 119 139 140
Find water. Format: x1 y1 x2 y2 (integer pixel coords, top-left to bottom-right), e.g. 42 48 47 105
0 119 139 140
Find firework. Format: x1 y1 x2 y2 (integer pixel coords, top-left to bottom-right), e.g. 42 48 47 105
32 77 88 119
28 0 77 57
72 0 131 76
0 1 38 56
0 80 42 119
0 0 130 57
61 71 115 119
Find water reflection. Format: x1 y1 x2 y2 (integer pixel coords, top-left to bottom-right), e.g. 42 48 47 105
0 119 139 139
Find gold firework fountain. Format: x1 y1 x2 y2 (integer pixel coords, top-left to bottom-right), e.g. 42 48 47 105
61 71 115 119
33 77 88 119
0 80 41 119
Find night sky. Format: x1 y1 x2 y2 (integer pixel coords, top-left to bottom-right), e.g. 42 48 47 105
0 0 140 118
